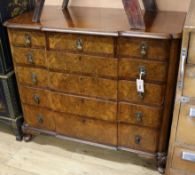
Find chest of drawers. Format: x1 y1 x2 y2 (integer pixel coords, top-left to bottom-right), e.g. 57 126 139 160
5 6 185 172
166 1 195 174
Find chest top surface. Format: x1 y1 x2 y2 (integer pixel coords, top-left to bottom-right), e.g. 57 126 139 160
4 6 186 39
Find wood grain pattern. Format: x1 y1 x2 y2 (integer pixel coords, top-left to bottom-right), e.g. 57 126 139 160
23 104 55 131
118 80 165 105
12 48 46 67
50 92 117 122
188 32 195 64
47 51 118 78
49 72 117 100
118 124 159 153
118 102 162 128
119 58 168 82
16 67 48 88
118 37 170 60
48 33 115 56
9 29 46 48
55 113 117 146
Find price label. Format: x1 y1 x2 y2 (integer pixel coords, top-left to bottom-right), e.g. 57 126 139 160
136 79 144 93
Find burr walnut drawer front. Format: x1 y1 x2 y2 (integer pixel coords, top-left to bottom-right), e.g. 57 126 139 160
172 147 195 173
12 48 46 67
118 80 165 105
118 37 170 61
47 51 117 78
23 104 55 131
19 86 51 109
49 72 117 100
119 58 168 82
188 32 195 64
9 29 46 48
48 33 115 56
55 113 117 146
118 103 162 128
118 124 159 153
50 93 117 122
183 65 195 97
176 104 195 145
16 67 48 88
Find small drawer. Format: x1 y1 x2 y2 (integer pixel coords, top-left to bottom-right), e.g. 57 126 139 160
188 32 195 64
9 29 46 48
119 58 167 82
118 124 159 153
16 67 48 88
176 104 195 145
48 33 114 56
172 147 195 173
23 104 55 131
49 72 117 100
118 80 165 105
118 37 170 61
183 65 195 97
118 102 162 128
19 86 50 108
47 51 117 78
12 48 46 67
50 92 117 122
55 113 117 146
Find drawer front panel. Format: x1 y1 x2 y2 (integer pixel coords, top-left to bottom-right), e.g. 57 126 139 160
16 67 48 88
48 33 114 56
55 113 117 146
9 30 46 48
176 104 195 145
184 65 195 97
47 51 117 78
188 32 195 64
13 48 46 67
119 58 167 82
118 37 170 60
50 93 117 122
118 103 162 128
23 105 55 131
49 72 117 100
172 147 195 173
118 124 159 153
118 80 165 105
19 86 50 108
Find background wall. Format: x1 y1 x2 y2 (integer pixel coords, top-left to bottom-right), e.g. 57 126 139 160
45 0 191 12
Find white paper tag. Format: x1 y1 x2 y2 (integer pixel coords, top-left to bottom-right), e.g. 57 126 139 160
136 79 144 93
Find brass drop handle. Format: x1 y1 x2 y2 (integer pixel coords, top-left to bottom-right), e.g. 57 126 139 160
76 38 83 51
135 112 143 122
33 95 40 104
136 66 146 99
31 73 37 85
37 115 44 124
140 42 148 57
26 52 34 64
135 135 141 145
24 34 31 47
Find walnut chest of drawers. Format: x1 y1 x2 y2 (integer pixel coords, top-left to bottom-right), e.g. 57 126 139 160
4 6 186 171
166 1 195 174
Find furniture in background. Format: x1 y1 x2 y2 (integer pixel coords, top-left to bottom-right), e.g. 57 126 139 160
166 0 195 174
4 5 185 173
0 0 34 140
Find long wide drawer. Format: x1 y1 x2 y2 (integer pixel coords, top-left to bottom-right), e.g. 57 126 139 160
48 33 115 56
49 72 117 100
118 124 159 153
118 80 165 105
119 58 167 82
47 51 117 78
118 102 162 128
55 113 117 146
50 93 117 122
23 104 55 131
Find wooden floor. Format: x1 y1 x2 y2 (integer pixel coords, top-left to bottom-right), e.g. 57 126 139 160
0 123 160 175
